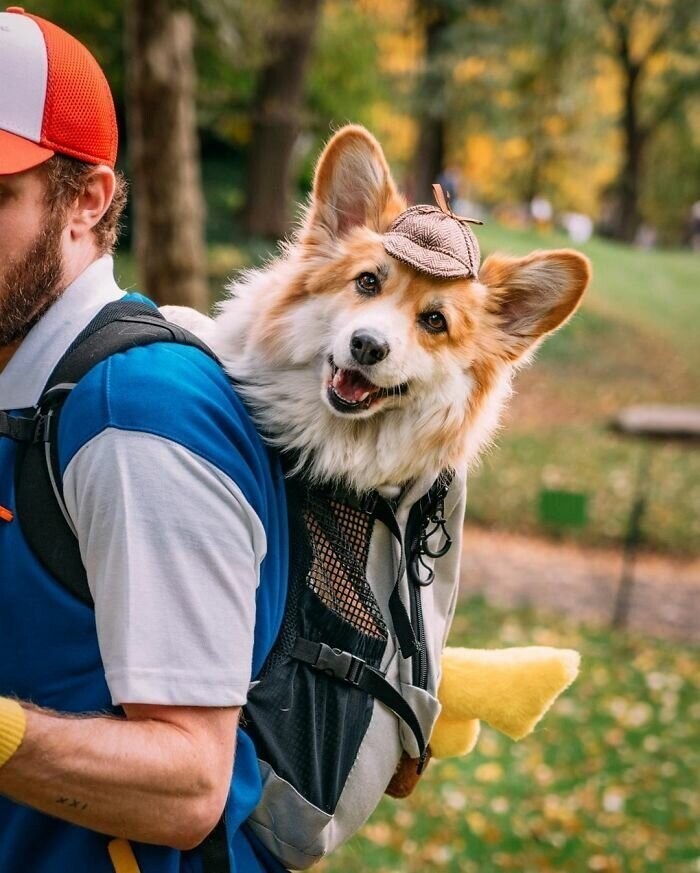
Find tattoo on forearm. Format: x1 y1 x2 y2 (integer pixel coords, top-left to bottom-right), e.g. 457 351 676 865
55 796 88 811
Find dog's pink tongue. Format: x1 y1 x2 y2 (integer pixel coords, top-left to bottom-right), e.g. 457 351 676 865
333 368 376 403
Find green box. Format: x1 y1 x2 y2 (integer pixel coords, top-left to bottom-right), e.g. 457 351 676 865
538 488 588 528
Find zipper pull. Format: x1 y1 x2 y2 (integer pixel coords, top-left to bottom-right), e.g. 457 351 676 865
416 745 431 774
0 506 14 523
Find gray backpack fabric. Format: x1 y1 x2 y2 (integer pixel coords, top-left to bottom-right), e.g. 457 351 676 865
243 466 467 869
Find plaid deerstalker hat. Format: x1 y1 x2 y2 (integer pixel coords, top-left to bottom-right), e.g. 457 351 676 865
384 184 482 280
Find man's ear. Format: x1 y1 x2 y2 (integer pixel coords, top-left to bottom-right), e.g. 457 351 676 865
480 249 591 363
67 166 115 242
302 125 405 245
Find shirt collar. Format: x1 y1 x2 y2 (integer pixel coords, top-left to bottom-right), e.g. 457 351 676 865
0 255 125 410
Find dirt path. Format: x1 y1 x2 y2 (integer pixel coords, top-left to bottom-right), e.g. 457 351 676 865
459 525 700 642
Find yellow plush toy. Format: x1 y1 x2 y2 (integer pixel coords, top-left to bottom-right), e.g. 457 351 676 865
386 645 580 797
432 646 581 759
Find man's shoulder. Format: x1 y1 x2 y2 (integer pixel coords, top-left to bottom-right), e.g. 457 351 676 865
79 337 230 410
57 340 274 503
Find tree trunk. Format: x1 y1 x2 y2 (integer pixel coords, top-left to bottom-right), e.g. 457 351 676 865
603 12 647 243
413 114 447 206
125 0 208 309
244 0 322 239
411 3 451 204
614 64 645 241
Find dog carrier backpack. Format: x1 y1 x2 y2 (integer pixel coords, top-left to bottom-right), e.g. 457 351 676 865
241 464 466 869
3 298 468 871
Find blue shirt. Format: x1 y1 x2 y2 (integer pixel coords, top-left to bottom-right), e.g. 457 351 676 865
0 272 288 872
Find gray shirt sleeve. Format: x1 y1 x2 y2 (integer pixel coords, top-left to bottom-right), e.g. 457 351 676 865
62 427 267 707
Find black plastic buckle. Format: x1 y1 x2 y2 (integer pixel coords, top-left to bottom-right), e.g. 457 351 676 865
314 643 366 686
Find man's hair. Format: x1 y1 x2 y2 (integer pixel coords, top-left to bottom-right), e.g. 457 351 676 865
44 154 128 255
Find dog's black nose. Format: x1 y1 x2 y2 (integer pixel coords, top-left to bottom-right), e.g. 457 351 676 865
350 330 390 366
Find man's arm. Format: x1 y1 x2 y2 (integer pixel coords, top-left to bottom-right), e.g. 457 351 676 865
0 702 238 851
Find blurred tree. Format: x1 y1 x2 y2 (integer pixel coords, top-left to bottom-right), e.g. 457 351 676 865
443 0 601 212
306 2 387 142
244 0 322 238
642 109 700 245
596 0 700 241
194 0 274 144
30 0 699 247
499 0 592 205
125 0 208 309
411 0 456 203
308 0 421 175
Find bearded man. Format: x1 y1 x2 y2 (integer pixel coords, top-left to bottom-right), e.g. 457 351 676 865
0 9 287 872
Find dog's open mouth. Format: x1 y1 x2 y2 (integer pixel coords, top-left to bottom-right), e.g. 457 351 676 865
326 358 409 414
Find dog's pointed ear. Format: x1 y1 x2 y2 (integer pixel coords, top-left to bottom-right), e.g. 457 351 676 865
302 125 404 244
480 249 591 363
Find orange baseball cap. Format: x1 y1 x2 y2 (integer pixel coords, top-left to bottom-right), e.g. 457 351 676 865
0 7 117 174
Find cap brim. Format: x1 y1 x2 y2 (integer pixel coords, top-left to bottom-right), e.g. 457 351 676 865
384 233 477 280
0 129 54 174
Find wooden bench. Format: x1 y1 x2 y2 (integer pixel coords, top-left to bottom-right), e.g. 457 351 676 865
610 405 700 626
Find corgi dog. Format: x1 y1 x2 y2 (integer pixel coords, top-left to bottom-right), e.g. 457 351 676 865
163 126 591 849
168 125 590 493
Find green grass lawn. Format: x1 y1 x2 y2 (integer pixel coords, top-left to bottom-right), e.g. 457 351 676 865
115 211 700 556
467 224 700 556
318 597 699 873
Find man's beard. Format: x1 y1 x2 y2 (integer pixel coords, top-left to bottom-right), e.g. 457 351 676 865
0 214 65 347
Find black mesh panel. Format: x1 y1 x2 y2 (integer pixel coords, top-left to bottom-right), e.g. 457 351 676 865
245 476 389 813
304 494 387 639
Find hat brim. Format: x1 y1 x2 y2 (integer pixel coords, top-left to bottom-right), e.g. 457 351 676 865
0 129 54 175
384 233 477 280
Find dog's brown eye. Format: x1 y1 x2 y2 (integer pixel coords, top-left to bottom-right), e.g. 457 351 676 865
420 311 448 334
356 272 380 295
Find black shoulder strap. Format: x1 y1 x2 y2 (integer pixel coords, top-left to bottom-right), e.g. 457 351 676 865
10 298 218 606
46 299 216 395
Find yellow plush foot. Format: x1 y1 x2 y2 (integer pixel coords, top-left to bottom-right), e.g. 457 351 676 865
431 716 481 759
431 646 580 758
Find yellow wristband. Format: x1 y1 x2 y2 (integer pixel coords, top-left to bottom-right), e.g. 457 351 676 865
0 698 26 768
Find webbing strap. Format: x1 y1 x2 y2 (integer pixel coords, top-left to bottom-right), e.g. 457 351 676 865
46 305 218 396
200 815 230 873
291 638 427 765
0 412 36 443
373 498 419 658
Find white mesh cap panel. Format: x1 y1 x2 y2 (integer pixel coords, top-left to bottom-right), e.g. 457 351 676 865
0 13 47 142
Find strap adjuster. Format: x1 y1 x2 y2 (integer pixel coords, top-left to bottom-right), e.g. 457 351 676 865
291 637 426 759
0 412 37 443
313 642 366 686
